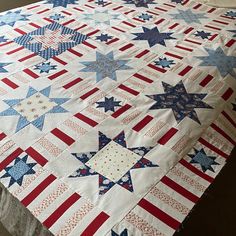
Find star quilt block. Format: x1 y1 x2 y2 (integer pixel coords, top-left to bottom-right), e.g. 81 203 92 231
0 0 235 236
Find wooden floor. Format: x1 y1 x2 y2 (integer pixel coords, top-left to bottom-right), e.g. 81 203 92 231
0 1 235 236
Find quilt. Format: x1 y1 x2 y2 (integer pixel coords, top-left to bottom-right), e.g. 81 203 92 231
0 0 235 235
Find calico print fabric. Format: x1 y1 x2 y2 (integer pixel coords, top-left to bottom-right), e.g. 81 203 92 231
0 0 235 235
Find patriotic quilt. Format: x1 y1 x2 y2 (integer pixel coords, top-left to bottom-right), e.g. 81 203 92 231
0 0 235 235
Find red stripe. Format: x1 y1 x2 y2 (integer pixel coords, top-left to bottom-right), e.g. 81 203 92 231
62 19 75 26
211 123 236 145
161 176 199 203
179 159 214 183
84 4 95 9
48 69 67 80
37 9 50 14
119 43 134 51
43 193 80 228
14 28 26 35
198 137 228 159
225 39 236 47
158 128 178 145
208 8 216 13
209 34 218 41
51 128 75 146
21 175 56 207
222 111 236 129
148 64 166 73
205 25 221 31
164 52 183 60
63 77 82 89
133 115 153 132
61 10 72 16
193 3 202 9
221 88 233 101
87 29 100 37
19 53 37 62
29 22 41 28
147 10 159 16
154 7 167 12
124 9 135 15
23 69 39 79
112 26 125 33
155 18 165 25
27 5 40 10
75 113 98 127
80 87 99 100
73 7 84 12
122 21 136 27
199 74 213 87
133 73 153 83
7 46 24 55
0 148 23 171
184 39 202 45
184 27 194 34
67 48 83 57
112 104 132 118
179 66 192 76
213 20 228 25
176 45 193 52
81 212 109 236
118 84 139 96
169 23 179 29
82 41 96 49
0 132 6 141
25 147 48 166
113 6 123 10
135 49 149 58
75 24 87 31
106 38 119 45
0 41 13 47
2 78 19 89
52 56 67 65
138 198 180 229
133 17 145 23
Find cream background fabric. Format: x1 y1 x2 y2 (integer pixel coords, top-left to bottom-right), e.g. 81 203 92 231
197 0 236 8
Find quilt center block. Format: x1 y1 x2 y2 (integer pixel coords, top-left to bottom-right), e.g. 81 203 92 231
86 141 140 182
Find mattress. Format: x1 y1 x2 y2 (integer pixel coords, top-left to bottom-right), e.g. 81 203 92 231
0 0 235 235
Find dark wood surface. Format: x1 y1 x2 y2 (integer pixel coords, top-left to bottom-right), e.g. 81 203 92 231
0 1 235 236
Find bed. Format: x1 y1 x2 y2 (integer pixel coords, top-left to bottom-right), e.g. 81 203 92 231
0 0 235 235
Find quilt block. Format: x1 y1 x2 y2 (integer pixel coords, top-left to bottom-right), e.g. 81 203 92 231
0 0 236 236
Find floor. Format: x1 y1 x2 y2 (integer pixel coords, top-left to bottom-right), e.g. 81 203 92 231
0 1 235 236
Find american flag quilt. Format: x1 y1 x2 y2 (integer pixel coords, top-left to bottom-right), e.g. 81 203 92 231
0 0 235 235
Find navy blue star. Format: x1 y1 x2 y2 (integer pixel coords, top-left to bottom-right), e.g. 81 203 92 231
188 148 219 172
1 155 37 187
46 0 78 8
112 229 128 236
225 11 236 18
232 101 236 111
147 81 213 124
96 33 112 42
95 0 107 6
195 30 211 39
171 0 183 3
0 36 8 43
138 13 153 21
123 0 156 8
228 28 236 37
133 27 176 47
96 97 121 112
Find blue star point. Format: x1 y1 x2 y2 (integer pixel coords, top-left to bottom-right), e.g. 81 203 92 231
0 10 30 27
96 97 121 112
0 62 12 73
34 62 57 73
46 0 78 8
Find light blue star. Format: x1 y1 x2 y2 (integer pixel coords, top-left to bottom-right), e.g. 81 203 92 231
196 47 236 78
188 148 219 172
0 62 12 73
0 86 70 132
154 57 175 68
46 0 78 8
133 26 176 47
225 10 236 18
170 9 208 24
49 13 65 21
138 13 153 21
96 97 121 112
34 62 57 73
1 155 36 187
0 10 30 27
80 51 132 82
147 81 213 124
